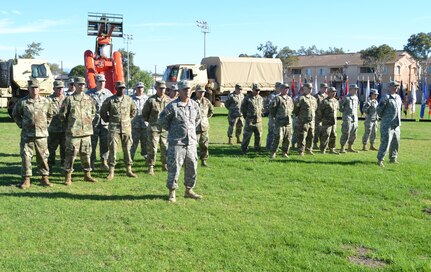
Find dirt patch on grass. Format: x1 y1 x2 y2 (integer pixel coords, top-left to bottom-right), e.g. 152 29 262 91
342 245 388 268
422 207 431 215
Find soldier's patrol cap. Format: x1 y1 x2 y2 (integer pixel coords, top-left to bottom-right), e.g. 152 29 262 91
275 82 282 88
388 81 400 87
328 87 337 92
252 83 261 91
178 80 191 90
74 77 86 85
170 84 179 91
195 84 205 92
69 78 75 85
320 83 328 88
349 84 359 89
95 74 106 82
28 79 40 88
235 84 242 90
54 81 65 88
155 80 166 89
280 83 290 89
116 81 126 89
303 82 313 89
370 88 379 95
135 82 144 88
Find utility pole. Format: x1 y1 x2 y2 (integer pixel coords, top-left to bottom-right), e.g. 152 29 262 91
123 33 133 88
196 20 210 58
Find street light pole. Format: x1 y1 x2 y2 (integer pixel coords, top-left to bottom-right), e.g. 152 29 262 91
196 20 210 58
123 33 133 88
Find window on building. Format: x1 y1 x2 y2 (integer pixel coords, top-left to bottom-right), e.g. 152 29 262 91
359 67 374 73
396 65 401 75
305 68 312 76
319 68 325 76
292 69 301 75
330 67 342 74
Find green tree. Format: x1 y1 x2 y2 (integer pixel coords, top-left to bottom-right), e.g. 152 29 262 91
19 42 43 59
276 46 298 68
68 65 86 78
404 32 431 77
257 41 278 58
118 48 153 89
48 63 64 76
360 44 397 82
296 45 324 56
325 47 345 55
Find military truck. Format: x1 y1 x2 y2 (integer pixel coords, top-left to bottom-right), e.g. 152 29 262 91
163 56 283 105
0 58 55 116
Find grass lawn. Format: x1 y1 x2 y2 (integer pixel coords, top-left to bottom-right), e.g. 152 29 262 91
0 106 430 271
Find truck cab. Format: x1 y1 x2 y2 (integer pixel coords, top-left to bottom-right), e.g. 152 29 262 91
163 64 208 91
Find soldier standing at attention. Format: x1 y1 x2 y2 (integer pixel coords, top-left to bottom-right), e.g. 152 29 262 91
224 84 244 145
159 81 202 203
362 89 379 151
313 83 328 149
193 84 214 166
86 74 112 171
130 82 149 160
100 81 137 180
142 80 170 175
316 87 339 154
269 83 293 159
12 79 52 189
339 84 360 153
377 81 402 167
168 84 179 101
59 77 97 185
264 82 281 151
65 78 75 96
291 86 304 149
47 80 66 175
240 83 264 154
293 83 317 156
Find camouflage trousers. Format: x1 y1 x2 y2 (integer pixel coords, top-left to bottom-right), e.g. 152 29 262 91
48 131 66 167
166 144 197 190
340 119 358 146
131 127 148 160
377 125 400 162
197 130 209 161
270 124 292 154
241 122 262 152
296 122 315 153
147 130 168 167
362 120 378 145
227 116 243 138
291 116 298 146
108 132 133 167
64 135 92 173
320 125 337 150
313 121 322 146
91 125 109 168
266 116 275 150
20 136 49 177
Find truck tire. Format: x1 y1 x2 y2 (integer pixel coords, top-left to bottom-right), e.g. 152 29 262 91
0 60 12 88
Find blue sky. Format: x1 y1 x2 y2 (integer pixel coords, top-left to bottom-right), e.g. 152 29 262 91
1 0 430 74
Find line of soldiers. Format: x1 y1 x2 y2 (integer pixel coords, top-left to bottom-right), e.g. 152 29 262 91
224 81 402 167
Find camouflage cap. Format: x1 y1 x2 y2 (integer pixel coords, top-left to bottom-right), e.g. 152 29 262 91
328 87 337 92
349 84 359 89
195 84 205 92
135 81 144 88
116 81 126 89
320 83 328 88
74 77 86 84
170 84 179 91
28 79 40 88
275 82 282 88
235 83 242 90
155 80 166 89
252 83 261 91
388 81 400 87
303 83 313 89
95 74 106 82
54 80 65 88
178 80 191 90
69 78 75 85
370 88 379 95
280 83 290 89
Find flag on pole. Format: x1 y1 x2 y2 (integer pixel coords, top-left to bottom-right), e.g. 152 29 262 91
345 76 349 96
365 77 370 102
299 75 302 93
291 77 295 98
420 79 427 118
313 76 318 95
360 79 365 114
409 82 417 114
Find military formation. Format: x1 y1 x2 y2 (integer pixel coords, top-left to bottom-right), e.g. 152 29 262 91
12 76 403 200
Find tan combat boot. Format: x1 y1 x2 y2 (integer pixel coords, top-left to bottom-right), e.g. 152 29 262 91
126 165 137 178
18 176 31 189
270 152 276 159
168 189 176 203
184 188 203 199
228 137 233 145
347 144 359 153
84 171 97 182
370 144 378 151
64 172 72 186
40 175 53 187
282 152 289 158
329 148 339 155
362 144 368 151
201 160 208 167
101 159 109 171
378 160 384 167
106 167 115 180
306 149 314 155
147 165 154 175
339 146 346 154
236 137 241 144
162 164 168 171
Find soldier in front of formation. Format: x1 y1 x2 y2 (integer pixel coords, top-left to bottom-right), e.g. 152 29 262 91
130 82 149 161
293 83 317 156
225 83 244 145
100 81 137 180
240 83 264 154
339 84 360 153
269 83 293 159
362 89 379 151
59 77 97 185
193 85 214 167
12 79 52 189
264 82 281 151
316 86 339 154
313 83 328 149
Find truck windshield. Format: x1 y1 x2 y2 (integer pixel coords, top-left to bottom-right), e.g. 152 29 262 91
31 64 48 78
180 68 194 80
163 66 179 82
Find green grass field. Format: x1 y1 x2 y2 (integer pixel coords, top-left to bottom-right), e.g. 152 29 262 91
0 107 430 271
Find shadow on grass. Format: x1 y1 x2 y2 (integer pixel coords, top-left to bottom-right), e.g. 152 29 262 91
0 191 167 201
0 116 13 123
0 152 20 158
268 158 374 166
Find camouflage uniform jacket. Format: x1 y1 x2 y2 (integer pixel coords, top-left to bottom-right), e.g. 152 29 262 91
47 94 66 133
377 94 402 128
100 95 137 134
314 92 327 107
12 96 50 138
159 98 201 146
316 97 339 126
142 94 170 132
363 99 378 122
224 92 244 118
339 94 359 123
241 94 263 124
131 93 148 129
293 94 317 124
270 95 294 126
263 92 277 117
194 96 213 132
86 88 112 126
59 93 96 137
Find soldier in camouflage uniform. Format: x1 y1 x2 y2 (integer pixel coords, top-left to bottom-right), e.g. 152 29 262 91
240 83 264 154
193 84 214 166
100 81 137 180
377 81 402 167
362 89 379 151
65 78 75 96
12 79 52 189
130 82 149 160
224 84 244 144
86 74 112 171
291 86 304 149
269 83 293 159
59 77 97 185
339 84 360 153
168 84 179 101
142 80 170 175
264 82 281 150
316 87 339 154
47 80 66 175
159 80 202 203
293 83 317 156
313 83 328 149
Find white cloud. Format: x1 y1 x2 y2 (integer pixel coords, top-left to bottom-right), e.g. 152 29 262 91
11 10 21 15
0 18 67 34
0 10 8 15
